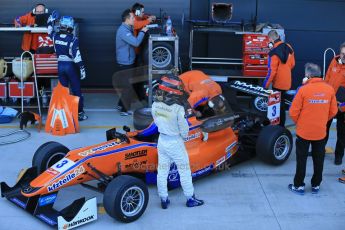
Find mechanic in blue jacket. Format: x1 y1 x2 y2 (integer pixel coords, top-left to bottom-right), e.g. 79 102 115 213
47 12 87 121
115 9 148 116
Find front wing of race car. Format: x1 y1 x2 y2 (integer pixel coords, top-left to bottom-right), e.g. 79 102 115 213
1 167 97 229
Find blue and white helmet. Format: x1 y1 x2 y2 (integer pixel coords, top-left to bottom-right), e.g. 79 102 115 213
59 16 74 32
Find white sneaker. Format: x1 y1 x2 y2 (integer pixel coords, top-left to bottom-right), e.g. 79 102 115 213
120 111 130 116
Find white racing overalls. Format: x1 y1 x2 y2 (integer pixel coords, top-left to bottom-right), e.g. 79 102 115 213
151 101 194 198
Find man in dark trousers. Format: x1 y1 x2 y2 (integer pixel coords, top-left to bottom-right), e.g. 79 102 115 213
48 13 88 121
288 63 338 195
324 42 345 165
263 30 295 127
115 9 148 116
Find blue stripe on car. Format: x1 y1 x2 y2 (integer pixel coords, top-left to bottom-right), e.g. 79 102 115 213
50 143 157 182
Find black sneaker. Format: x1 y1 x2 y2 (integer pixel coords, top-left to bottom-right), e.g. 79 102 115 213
288 184 305 195
335 156 342 165
311 186 320 194
78 111 88 121
161 198 170 209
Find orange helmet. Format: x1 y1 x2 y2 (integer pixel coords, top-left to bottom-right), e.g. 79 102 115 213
158 75 184 95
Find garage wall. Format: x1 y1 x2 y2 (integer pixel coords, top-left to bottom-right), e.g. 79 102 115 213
190 0 345 88
1 1 345 88
0 0 190 87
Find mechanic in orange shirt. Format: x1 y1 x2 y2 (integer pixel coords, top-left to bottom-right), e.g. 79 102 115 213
179 70 230 117
130 3 156 101
131 3 156 57
263 30 295 127
324 42 345 165
288 63 338 195
14 3 50 52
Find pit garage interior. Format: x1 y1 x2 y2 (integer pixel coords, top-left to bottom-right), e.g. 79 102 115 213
0 0 345 230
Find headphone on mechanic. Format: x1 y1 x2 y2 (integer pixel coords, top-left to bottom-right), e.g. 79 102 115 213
132 3 144 16
32 3 48 15
134 8 143 16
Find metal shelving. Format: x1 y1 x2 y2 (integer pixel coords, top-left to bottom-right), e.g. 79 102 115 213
147 34 179 106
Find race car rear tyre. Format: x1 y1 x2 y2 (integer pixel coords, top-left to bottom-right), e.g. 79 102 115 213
32 141 70 174
103 175 149 223
256 125 292 165
133 107 153 130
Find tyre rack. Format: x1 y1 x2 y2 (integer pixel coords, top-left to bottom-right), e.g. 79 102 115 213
147 35 179 106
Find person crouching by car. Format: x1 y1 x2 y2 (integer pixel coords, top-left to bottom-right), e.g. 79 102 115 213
47 13 88 121
179 70 231 118
151 75 204 209
288 63 338 195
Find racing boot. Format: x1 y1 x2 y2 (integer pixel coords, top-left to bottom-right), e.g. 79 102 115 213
161 197 170 209
186 195 204 207
78 111 88 121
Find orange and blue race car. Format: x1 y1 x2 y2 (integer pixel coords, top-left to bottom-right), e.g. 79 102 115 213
1 81 293 229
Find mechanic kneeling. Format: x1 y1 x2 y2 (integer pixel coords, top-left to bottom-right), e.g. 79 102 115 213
179 70 231 118
288 63 338 195
151 75 204 209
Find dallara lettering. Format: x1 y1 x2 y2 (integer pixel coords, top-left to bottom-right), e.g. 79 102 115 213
63 215 95 229
47 166 85 192
125 150 147 160
233 81 274 94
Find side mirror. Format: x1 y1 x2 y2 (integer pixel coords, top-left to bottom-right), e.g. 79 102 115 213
106 128 116 141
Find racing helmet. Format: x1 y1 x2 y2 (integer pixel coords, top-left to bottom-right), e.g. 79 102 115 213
59 16 74 33
154 75 187 105
208 95 228 114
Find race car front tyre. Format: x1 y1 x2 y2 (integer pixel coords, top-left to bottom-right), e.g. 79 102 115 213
133 107 153 130
32 141 70 174
256 125 292 165
104 175 149 223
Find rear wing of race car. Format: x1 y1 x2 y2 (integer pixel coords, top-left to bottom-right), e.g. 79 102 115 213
1 167 97 229
228 80 281 125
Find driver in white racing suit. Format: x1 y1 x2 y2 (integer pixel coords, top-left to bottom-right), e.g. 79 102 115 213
152 75 204 209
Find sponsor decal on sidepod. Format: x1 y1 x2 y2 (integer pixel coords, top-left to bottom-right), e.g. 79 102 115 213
184 132 201 142
125 150 147 160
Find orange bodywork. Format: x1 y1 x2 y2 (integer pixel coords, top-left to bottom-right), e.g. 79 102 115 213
45 83 79 136
24 116 238 197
